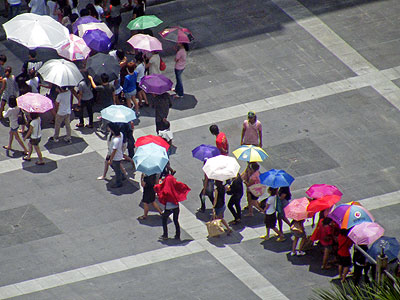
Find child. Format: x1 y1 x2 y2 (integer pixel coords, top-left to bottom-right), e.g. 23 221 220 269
2 96 28 154
260 187 285 241
290 219 307 256
337 229 353 282
319 217 334 269
122 62 139 115
23 112 44 165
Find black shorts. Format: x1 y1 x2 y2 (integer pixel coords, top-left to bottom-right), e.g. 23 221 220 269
264 213 277 228
136 82 142 92
29 137 41 146
338 255 352 267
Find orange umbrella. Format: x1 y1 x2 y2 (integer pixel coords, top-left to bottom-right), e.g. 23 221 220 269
307 195 341 214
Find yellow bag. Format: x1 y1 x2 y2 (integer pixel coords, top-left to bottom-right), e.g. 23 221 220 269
206 219 225 237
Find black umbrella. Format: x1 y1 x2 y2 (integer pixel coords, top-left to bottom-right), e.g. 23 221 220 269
87 53 120 83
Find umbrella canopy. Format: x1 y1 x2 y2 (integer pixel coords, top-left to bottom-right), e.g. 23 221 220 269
139 74 173 94
82 29 111 53
284 197 311 221
154 174 191 205
259 169 295 188
306 195 341 214
78 22 113 39
127 34 162 52
328 204 375 229
73 16 101 35
248 184 267 198
135 135 170 151
16 93 53 113
100 105 137 123
192 144 220 161
3 13 69 49
306 184 343 199
159 26 194 43
348 222 385 245
127 15 163 30
368 236 400 261
133 143 169 175
86 53 120 83
233 145 269 162
38 59 83 87
57 34 91 61
202 155 240 181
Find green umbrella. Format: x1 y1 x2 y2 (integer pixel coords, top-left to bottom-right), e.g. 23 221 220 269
127 15 163 30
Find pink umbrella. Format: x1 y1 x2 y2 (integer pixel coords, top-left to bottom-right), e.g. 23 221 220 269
16 93 53 113
57 34 91 61
284 197 311 221
348 222 384 245
306 184 343 199
159 26 194 43
127 34 162 52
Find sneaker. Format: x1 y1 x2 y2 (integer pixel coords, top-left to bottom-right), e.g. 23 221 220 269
64 138 72 144
290 251 296 256
49 136 59 143
297 251 306 256
159 235 168 240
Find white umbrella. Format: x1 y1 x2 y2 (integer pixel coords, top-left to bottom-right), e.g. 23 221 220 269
78 23 113 39
38 59 83 87
3 13 69 49
202 155 240 181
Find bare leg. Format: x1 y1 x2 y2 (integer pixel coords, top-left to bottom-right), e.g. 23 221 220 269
139 90 148 105
97 160 109 179
152 201 163 215
341 267 349 282
322 248 330 268
246 191 253 216
292 236 299 253
6 131 14 149
14 132 28 153
272 227 284 238
25 142 33 159
252 199 263 212
131 96 139 114
33 145 44 163
298 238 306 251
143 203 149 217
220 218 232 233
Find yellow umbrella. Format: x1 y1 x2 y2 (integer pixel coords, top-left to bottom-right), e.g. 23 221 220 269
233 145 269 162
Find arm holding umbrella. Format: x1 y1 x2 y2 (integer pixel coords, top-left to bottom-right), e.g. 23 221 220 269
88 75 97 89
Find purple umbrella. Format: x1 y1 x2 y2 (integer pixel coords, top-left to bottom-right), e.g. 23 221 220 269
192 144 221 161
72 16 101 35
139 74 173 94
82 29 111 53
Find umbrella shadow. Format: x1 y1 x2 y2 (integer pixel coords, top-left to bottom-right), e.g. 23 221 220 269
207 230 244 247
106 178 140 195
4 148 25 159
22 158 58 173
158 238 193 246
240 212 266 228
195 209 213 222
261 233 292 253
44 136 89 156
171 94 198 110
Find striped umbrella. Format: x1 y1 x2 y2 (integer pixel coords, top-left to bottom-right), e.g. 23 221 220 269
232 145 268 162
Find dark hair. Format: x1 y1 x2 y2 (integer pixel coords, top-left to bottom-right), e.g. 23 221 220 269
63 5 72 17
215 180 224 188
72 0 78 8
30 112 39 120
79 8 89 16
107 122 120 136
116 49 125 61
70 13 79 23
322 217 332 226
110 0 120 6
248 162 259 172
135 54 144 63
340 228 349 236
94 0 102 5
8 96 17 108
80 70 90 85
28 50 37 58
127 62 136 73
209 124 219 135
86 3 98 19
0 55 7 63
183 43 189 52
5 66 12 74
268 187 278 196
278 186 291 200
100 73 109 83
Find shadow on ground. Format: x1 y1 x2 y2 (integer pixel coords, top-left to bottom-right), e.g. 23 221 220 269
22 158 57 173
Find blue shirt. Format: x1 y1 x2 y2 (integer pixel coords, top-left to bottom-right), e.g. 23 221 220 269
123 72 137 93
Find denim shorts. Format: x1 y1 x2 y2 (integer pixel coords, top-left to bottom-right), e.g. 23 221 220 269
124 90 136 99
10 127 18 132
214 205 226 217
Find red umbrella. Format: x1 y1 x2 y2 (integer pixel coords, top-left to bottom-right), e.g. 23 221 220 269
306 195 341 214
135 135 170 151
154 175 191 205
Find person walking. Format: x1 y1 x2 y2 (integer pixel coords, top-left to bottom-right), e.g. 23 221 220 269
241 111 262 147
277 186 291 234
227 173 243 225
7 0 21 19
198 168 214 213
173 43 188 98
23 112 45 165
0 66 19 118
107 122 125 188
153 92 171 133
105 0 122 48
212 180 232 235
122 62 138 113
209 124 228 155
241 162 263 217
260 187 285 241
76 70 94 128
290 219 306 256
138 173 163 219
134 55 148 107
337 229 353 282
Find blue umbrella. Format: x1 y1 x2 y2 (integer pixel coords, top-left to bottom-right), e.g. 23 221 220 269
260 169 295 188
82 29 111 53
368 236 399 261
192 144 220 161
101 105 137 123
133 143 169 175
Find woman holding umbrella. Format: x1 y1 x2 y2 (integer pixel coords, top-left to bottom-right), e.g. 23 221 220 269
138 173 163 220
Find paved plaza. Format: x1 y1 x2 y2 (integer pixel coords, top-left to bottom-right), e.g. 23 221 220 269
0 0 400 299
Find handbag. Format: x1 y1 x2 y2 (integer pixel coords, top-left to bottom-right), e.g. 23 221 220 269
159 57 166 71
206 219 224 237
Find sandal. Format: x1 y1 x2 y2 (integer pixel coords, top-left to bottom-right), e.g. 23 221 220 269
75 123 84 128
35 161 45 165
137 215 147 220
3 146 10 150
23 156 31 161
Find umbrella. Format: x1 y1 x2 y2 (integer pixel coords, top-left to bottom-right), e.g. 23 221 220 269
232 145 269 162
73 16 101 35
284 197 311 221
154 174 191 205
86 53 120 83
328 204 375 229
38 59 83 87
16 93 53 113
248 183 267 198
202 155 240 181
159 26 194 43
306 195 341 214
133 143 169 175
139 74 173 94
78 22 113 39
135 135 170 151
192 144 220 161
259 169 294 188
306 184 343 199
100 105 137 123
127 15 163 30
127 34 162 52
3 13 69 49
348 222 385 245
368 236 400 261
82 29 111 53
57 34 91 61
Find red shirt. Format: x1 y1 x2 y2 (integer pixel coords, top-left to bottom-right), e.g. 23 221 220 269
337 234 353 257
216 132 229 155
319 224 333 246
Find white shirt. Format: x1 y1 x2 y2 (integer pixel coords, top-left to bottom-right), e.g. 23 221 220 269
30 118 41 139
26 77 39 93
46 0 58 20
3 107 20 129
56 90 72 116
29 0 47 15
135 63 145 82
95 5 104 17
111 133 124 161
265 195 277 215
148 53 161 75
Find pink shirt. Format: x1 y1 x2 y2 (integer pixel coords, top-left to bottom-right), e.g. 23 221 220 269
175 48 186 70
242 120 262 145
